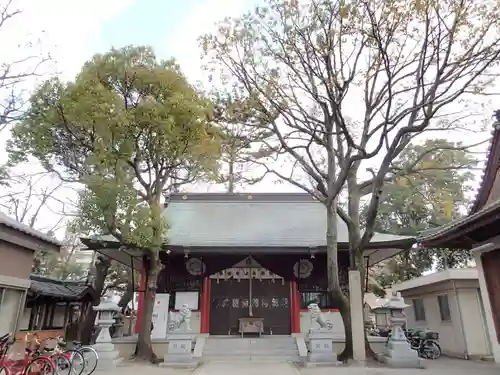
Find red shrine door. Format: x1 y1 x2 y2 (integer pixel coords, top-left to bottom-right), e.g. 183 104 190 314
209 278 291 335
210 279 250 335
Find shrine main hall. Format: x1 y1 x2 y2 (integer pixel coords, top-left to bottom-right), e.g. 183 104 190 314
82 193 414 337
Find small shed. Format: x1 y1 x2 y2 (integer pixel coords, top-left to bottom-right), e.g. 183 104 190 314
0 212 61 336
392 268 491 360
18 275 94 341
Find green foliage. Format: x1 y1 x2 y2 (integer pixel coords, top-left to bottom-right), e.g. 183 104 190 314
0 165 9 186
8 45 221 251
369 139 477 285
211 92 273 191
32 248 88 280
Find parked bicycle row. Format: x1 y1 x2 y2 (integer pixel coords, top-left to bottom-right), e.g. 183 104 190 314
379 327 442 360
0 332 98 375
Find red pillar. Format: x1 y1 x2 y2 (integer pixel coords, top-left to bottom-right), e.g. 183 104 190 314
290 280 301 333
135 267 146 333
200 277 211 333
289 281 295 332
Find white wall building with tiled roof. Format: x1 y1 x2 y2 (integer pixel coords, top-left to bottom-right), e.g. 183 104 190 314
0 211 61 336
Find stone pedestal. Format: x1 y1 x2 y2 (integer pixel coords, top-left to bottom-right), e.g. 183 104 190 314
381 292 423 368
92 298 123 370
163 333 198 369
306 330 338 366
383 339 422 368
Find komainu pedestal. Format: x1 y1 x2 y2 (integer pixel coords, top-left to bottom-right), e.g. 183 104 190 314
163 305 198 368
307 331 338 365
306 303 338 366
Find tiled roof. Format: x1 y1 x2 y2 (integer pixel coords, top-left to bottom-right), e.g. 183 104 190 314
469 121 500 214
83 193 414 249
29 275 92 300
162 193 414 247
0 212 61 247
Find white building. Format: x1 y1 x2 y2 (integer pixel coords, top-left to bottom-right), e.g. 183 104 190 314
392 268 491 360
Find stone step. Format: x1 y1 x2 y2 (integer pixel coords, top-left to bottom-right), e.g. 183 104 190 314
205 343 297 351
203 349 299 356
202 355 301 362
205 338 296 346
203 337 300 363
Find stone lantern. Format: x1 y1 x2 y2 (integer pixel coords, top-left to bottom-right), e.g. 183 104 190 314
93 297 123 369
380 292 422 368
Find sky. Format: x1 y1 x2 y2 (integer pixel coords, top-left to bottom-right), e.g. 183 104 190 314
9 0 258 82
0 0 496 236
0 0 286 235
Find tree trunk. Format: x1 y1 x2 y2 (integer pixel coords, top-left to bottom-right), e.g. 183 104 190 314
357 256 379 360
118 276 134 310
80 255 111 344
227 145 235 193
338 302 353 362
326 203 351 361
134 254 161 363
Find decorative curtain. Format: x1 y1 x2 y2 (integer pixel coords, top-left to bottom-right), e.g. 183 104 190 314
251 254 302 280
201 254 249 276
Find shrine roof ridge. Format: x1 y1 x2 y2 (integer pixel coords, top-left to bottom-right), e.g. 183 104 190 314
166 192 318 204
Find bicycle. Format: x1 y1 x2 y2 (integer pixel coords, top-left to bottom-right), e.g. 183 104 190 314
0 332 56 375
385 328 442 359
53 338 96 375
63 341 97 375
406 329 441 359
33 336 86 375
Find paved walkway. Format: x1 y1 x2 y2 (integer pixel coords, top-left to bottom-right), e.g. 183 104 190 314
95 358 500 375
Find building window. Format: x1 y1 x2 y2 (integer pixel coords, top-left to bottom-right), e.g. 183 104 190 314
298 276 345 309
412 298 426 321
437 294 451 322
0 287 24 335
299 291 334 309
166 278 201 310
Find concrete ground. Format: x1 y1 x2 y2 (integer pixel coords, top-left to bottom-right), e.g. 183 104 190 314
94 358 500 375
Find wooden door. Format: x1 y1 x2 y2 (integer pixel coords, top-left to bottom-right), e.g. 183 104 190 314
252 279 291 335
481 250 500 343
210 279 249 335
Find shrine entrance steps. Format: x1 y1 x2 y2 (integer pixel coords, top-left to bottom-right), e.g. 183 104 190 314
202 336 301 362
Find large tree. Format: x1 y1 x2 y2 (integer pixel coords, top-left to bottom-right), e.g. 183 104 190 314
8 45 220 361
211 93 272 192
200 0 500 359
370 139 477 285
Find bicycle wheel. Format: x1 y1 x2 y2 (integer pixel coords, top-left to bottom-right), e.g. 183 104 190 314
24 357 55 375
51 354 72 375
77 348 97 375
0 365 12 375
423 341 441 360
63 350 84 375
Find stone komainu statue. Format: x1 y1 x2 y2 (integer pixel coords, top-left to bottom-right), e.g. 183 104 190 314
308 303 333 330
168 304 192 332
